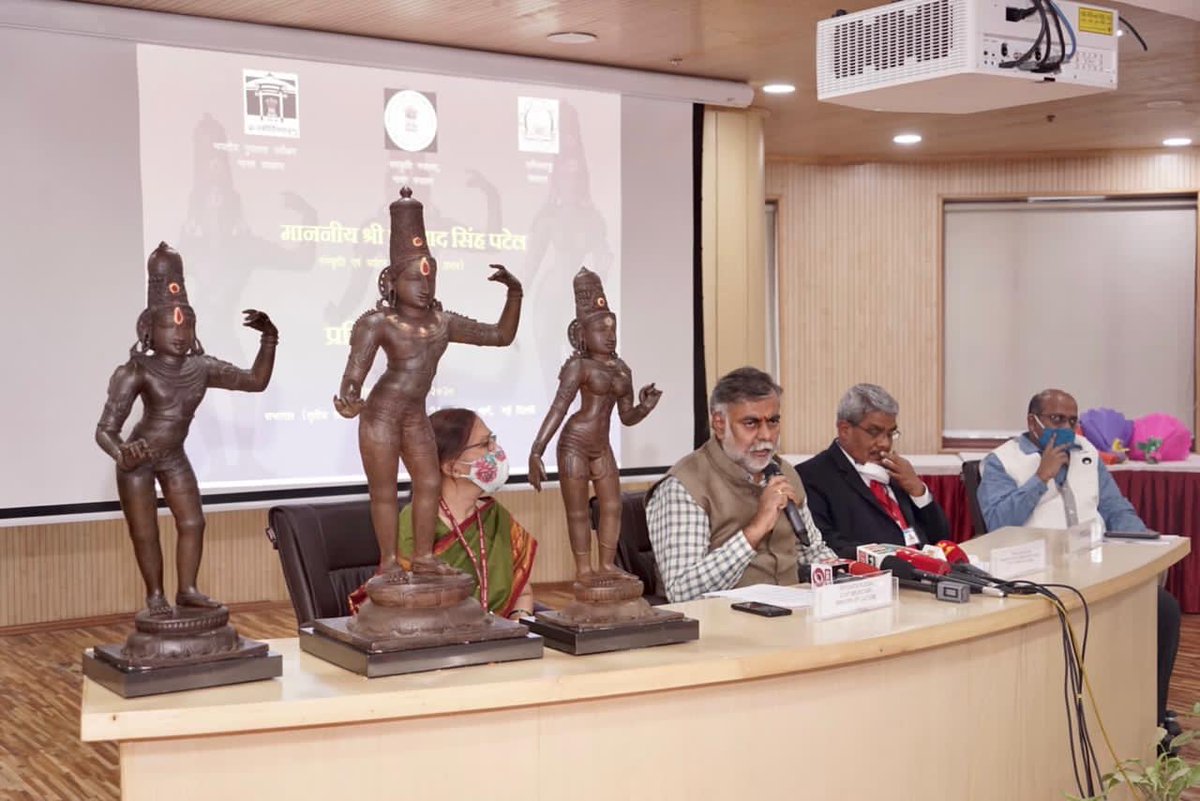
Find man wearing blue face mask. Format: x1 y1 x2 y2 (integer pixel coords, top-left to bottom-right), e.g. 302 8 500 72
978 388 1181 750
978 389 1143 532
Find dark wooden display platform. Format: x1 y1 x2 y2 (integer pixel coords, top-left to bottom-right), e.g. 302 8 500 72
525 608 699 655
299 623 544 677
82 639 282 698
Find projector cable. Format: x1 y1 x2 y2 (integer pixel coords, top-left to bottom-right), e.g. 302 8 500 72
999 0 1050 69
1047 0 1077 63
1119 17 1149 51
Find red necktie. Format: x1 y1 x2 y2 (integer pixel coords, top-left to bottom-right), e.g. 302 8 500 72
868 481 907 530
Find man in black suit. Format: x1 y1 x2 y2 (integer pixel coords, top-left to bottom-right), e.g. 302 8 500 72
796 383 950 559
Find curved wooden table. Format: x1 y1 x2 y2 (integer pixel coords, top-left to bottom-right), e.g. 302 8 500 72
81 527 1188 801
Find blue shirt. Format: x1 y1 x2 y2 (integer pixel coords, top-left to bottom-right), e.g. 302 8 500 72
978 435 1147 533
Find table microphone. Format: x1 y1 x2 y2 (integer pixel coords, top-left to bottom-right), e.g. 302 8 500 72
890 548 952 576
880 557 971 603
763 461 809 545
936 540 1008 586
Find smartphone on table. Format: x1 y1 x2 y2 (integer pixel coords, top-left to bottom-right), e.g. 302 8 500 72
730 601 792 617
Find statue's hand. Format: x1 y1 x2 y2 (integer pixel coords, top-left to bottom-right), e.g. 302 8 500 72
528 454 547 492
333 394 365 419
242 309 278 337
639 383 663 410
487 264 522 292
117 439 151 470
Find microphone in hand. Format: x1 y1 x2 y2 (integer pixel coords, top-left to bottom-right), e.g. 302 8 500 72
763 461 809 545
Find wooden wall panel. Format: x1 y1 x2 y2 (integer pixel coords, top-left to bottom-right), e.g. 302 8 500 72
702 107 768 385
766 149 1200 454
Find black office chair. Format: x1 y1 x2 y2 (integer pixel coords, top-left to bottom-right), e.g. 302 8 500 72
266 498 403 627
588 491 668 605
960 460 988 538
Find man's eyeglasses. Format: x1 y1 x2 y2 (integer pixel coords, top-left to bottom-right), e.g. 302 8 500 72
1036 413 1078 428
854 423 900 441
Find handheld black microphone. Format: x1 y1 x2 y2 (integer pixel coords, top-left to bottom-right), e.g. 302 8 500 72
763 461 809 545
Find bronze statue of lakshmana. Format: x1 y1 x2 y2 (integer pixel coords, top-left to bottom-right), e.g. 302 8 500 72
94 242 276 664
529 267 661 618
334 187 522 595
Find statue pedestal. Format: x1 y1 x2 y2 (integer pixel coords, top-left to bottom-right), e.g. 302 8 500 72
82 606 281 698
83 639 282 698
300 619 542 677
300 570 543 677
525 607 699 655
526 575 699 655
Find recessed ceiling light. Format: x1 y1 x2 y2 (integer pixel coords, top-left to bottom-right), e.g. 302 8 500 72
762 83 796 95
893 133 922 145
546 32 597 44
1163 137 1193 147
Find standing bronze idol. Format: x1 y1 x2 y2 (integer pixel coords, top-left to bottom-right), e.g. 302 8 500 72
83 242 282 696
526 268 696 652
309 187 539 674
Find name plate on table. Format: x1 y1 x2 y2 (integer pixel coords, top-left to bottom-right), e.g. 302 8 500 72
1066 521 1104 554
813 571 896 621
989 540 1047 580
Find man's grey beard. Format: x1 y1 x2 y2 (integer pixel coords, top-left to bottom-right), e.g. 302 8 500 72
721 436 775 474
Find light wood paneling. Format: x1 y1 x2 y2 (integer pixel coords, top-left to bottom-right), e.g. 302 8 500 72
702 106 768 384
0 483 649 628
766 148 1200 454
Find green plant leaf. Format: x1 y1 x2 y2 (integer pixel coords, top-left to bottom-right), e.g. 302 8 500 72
1171 730 1196 749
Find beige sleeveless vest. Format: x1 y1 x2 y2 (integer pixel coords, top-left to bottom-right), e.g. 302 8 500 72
652 438 801 587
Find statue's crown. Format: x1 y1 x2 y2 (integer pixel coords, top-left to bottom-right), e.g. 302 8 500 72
573 267 610 321
146 241 190 310
388 186 432 269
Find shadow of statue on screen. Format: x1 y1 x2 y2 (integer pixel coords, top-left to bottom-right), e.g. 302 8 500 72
523 100 616 391
175 112 319 480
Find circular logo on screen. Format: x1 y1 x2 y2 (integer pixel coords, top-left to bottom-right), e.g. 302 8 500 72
384 90 438 152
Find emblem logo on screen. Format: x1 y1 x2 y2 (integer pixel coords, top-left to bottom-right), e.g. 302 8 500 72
243 70 300 138
518 97 560 154
384 89 439 153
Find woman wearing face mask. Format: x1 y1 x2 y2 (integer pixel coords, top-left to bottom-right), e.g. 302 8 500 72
349 408 537 619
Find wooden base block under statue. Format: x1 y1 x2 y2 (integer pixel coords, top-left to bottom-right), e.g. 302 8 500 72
82 606 282 698
526 575 699 655
300 622 542 677
300 571 543 677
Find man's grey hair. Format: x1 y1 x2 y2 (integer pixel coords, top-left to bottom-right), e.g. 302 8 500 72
836 383 899 425
709 367 782 416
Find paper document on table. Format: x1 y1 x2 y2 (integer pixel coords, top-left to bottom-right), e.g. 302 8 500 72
703 584 813 608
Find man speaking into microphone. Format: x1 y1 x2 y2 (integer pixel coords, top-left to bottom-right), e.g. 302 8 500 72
646 367 837 602
796 383 951 559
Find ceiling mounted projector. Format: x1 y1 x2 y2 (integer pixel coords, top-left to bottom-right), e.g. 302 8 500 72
816 0 1119 113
